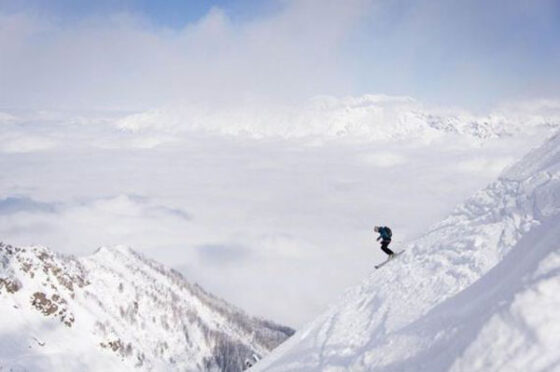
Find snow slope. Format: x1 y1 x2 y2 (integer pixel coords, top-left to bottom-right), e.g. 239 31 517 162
253 132 560 371
0 244 293 371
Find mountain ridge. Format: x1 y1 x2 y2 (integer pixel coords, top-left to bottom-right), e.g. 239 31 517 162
0 243 293 371
115 95 560 142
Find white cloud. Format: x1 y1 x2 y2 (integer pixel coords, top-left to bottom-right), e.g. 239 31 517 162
0 112 20 125
457 157 514 174
2 0 558 110
0 195 192 255
361 152 407 167
0 135 56 153
0 0 372 110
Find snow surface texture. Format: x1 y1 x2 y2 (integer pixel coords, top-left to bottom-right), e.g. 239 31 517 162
0 244 293 371
253 132 560 371
115 95 560 142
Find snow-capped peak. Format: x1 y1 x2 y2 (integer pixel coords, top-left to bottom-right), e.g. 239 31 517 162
0 244 293 371
93 244 133 256
114 95 560 143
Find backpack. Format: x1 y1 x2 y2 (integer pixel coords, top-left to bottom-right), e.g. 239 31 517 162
383 227 392 240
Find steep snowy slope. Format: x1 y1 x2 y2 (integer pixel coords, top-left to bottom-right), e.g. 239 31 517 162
0 244 293 371
254 133 560 371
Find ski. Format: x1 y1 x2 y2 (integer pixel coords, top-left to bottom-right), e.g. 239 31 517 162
374 250 404 269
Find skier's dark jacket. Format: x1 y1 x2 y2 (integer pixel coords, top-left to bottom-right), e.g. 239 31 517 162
378 226 392 242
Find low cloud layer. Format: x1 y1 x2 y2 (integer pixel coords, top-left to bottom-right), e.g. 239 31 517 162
0 196 56 215
0 195 192 253
0 115 546 326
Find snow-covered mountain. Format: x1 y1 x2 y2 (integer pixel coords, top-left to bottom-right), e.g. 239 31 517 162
253 131 560 371
0 244 293 371
115 95 560 142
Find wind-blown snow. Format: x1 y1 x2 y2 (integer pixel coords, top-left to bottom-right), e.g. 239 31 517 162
0 244 293 371
253 132 560 371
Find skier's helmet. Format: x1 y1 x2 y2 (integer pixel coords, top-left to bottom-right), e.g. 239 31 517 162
374 226 380 232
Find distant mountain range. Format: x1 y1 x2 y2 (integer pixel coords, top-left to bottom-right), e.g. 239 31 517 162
115 95 560 141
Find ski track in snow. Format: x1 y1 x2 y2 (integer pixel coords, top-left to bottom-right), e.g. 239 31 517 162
253 133 560 371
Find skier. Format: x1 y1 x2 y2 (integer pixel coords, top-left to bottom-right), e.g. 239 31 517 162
374 226 394 258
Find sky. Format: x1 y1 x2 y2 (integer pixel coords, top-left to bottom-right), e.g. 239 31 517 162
0 0 558 110
1 0 560 327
